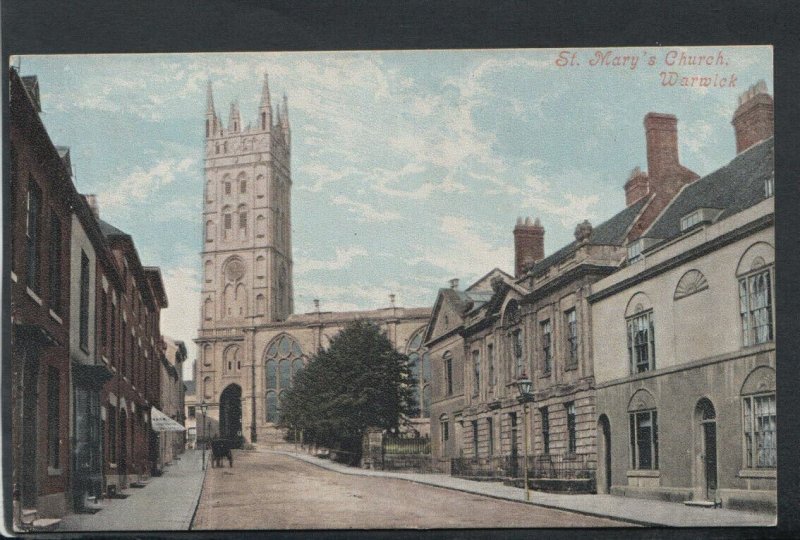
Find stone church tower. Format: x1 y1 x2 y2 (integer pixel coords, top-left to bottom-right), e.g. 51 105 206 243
200 74 293 329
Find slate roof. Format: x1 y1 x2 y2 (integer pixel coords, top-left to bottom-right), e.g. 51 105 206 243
645 137 774 242
98 218 130 238
526 196 648 278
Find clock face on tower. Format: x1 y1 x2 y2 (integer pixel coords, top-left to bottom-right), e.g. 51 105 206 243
226 259 245 283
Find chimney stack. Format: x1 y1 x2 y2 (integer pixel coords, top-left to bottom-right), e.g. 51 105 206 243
624 167 649 206
732 80 773 154
644 112 681 180
513 216 545 278
84 194 100 219
449 278 460 290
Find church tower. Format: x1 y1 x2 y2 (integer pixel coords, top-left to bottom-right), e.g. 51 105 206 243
199 74 293 332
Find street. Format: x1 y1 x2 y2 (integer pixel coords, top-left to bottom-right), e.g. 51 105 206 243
191 449 627 529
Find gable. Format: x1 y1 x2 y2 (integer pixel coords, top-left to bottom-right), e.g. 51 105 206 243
425 290 464 344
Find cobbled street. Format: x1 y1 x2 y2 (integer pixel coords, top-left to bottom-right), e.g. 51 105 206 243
191 449 627 529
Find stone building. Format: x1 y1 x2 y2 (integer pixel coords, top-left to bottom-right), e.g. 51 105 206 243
589 82 775 511
195 75 431 445
157 337 187 470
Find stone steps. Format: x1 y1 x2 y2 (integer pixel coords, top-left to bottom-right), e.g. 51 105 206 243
684 499 722 509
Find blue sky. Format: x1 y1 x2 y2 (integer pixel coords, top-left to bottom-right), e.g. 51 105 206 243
15 47 772 377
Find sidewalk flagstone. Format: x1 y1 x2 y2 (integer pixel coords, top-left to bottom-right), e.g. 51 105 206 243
59 448 207 531
269 448 775 528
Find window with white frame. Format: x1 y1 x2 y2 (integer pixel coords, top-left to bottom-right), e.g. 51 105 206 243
743 393 776 468
627 311 655 373
764 173 774 198
541 319 552 374
566 401 577 454
627 241 643 263
739 268 774 346
512 329 523 378
444 352 453 396
630 409 658 470
680 211 701 231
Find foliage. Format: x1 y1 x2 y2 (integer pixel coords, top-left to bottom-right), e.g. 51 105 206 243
280 320 417 464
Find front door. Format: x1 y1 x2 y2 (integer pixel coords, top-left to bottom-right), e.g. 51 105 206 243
703 421 718 499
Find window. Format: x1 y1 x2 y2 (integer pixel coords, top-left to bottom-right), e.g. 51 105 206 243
239 210 247 229
407 327 430 418
26 180 42 290
541 320 552 374
472 350 480 396
512 329 523 378
264 335 305 423
739 268 773 346
565 309 578 368
566 402 577 454
49 215 62 312
240 179 247 193
487 344 495 387
627 311 655 373
487 417 494 456
743 394 776 468
224 212 232 230
441 417 449 443
630 410 658 470
224 181 231 195
680 211 701 231
444 353 453 396
472 420 479 458
47 367 60 468
79 251 90 350
764 174 774 198
261 112 266 130
540 407 550 454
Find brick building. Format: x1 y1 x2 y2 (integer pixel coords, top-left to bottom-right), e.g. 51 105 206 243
9 68 74 518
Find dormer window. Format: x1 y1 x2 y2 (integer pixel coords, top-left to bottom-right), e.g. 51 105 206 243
627 241 643 263
680 211 701 231
765 174 774 198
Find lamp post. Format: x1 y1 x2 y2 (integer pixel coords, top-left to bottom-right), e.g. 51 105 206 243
516 373 533 502
200 400 208 470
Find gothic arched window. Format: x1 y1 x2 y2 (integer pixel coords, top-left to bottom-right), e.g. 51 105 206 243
224 345 240 373
406 326 431 418
264 334 306 423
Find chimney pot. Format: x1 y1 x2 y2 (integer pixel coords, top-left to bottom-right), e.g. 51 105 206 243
732 80 773 154
449 278 459 290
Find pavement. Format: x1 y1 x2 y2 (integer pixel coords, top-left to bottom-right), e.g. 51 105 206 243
270 448 776 528
59 448 207 532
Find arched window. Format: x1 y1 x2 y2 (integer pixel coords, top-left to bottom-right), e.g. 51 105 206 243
203 376 213 400
737 243 775 347
264 334 305 423
625 292 655 374
204 298 213 320
224 346 240 373
674 269 709 300
240 178 247 194
205 221 214 242
628 389 658 470
406 326 430 418
222 206 232 239
741 366 776 468
238 204 248 233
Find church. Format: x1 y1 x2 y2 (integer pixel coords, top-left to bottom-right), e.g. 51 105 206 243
194 75 432 445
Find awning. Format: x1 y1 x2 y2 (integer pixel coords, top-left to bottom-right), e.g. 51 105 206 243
150 407 186 432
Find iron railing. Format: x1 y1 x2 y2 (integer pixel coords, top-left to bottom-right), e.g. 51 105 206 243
451 453 594 480
382 435 431 455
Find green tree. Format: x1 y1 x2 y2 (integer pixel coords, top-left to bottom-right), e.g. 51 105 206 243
280 320 416 464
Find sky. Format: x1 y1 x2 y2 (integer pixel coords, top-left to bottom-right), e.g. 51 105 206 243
14 47 773 379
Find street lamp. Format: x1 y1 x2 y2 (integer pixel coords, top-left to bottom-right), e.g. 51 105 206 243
200 400 209 470
516 373 533 502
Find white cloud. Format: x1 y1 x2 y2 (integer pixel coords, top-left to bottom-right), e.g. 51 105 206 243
98 157 194 212
410 215 513 279
295 246 369 274
331 195 401 223
297 163 363 193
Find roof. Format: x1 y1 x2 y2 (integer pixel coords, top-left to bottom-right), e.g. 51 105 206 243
526 196 648 277
644 137 774 242
98 218 130 238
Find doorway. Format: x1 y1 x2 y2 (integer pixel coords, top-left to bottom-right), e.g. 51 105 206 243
597 415 612 494
695 398 717 500
220 384 243 444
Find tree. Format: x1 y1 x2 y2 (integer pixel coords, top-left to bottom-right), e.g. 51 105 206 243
280 320 416 464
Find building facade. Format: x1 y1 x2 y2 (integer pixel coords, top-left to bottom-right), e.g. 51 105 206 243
157 337 187 470
9 69 73 518
589 83 775 511
195 75 432 445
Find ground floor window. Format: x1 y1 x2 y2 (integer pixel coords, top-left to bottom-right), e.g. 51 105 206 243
743 393 776 468
441 419 449 444
566 402 577 454
472 420 479 457
629 410 658 470
540 407 549 454
487 417 494 456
